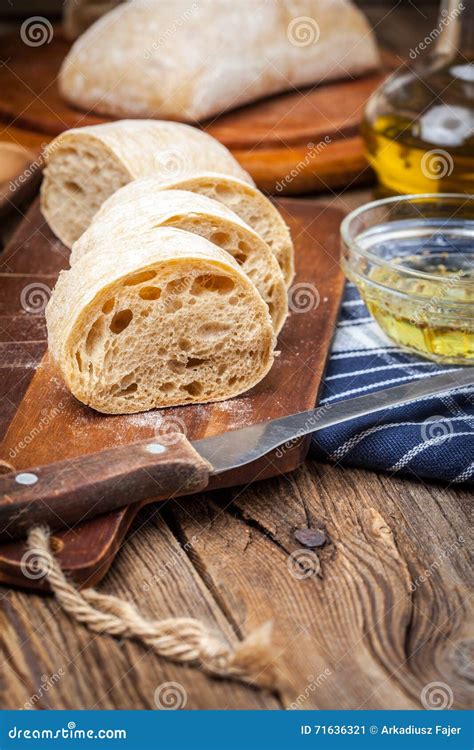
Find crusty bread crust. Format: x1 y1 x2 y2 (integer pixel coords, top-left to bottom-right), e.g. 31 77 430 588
102 173 295 287
59 0 380 121
40 120 253 248
75 185 288 332
46 226 275 414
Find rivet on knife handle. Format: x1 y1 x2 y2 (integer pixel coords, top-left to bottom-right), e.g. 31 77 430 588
0 434 211 542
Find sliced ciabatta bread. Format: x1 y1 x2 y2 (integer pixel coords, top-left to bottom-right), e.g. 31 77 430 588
77 185 287 333
98 173 295 287
40 120 253 249
46 226 275 414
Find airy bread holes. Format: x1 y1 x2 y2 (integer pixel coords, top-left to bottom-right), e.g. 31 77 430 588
182 381 202 396
166 278 187 295
160 382 174 393
102 298 115 314
115 382 138 396
110 309 133 334
64 180 84 195
191 275 235 295
210 231 231 248
85 316 104 355
186 357 207 367
139 286 161 300
168 360 186 373
124 270 157 286
200 321 231 338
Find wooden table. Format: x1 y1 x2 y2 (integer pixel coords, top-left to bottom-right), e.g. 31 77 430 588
0 2 472 711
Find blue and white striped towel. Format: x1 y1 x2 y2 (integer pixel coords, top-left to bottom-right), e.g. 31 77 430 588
310 283 474 484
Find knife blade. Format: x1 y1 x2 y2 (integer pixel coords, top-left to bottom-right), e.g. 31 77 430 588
0 369 472 542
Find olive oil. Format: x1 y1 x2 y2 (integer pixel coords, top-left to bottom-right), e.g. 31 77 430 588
360 258 473 363
362 0 474 196
362 112 474 196
341 207 474 365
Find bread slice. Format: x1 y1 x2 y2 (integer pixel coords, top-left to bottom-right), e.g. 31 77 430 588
109 173 295 287
40 120 253 249
76 185 288 333
46 226 275 414
58 0 380 121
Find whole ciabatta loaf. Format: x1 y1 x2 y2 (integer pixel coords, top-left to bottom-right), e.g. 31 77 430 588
78 185 288 333
119 173 295 287
40 120 253 248
46 227 275 414
59 0 380 121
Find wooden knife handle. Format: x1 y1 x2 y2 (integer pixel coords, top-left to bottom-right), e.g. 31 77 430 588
0 434 211 543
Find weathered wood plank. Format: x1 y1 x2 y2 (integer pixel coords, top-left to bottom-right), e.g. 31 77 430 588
0 507 280 710
161 461 472 709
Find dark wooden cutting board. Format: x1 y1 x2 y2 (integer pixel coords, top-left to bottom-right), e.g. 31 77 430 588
0 196 344 590
0 28 390 193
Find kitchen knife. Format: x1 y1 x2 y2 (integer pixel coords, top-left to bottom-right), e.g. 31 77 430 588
0 369 472 542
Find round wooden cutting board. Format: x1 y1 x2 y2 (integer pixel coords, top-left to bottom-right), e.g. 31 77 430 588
0 28 388 193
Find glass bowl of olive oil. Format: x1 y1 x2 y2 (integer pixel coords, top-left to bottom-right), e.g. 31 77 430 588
341 194 473 364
